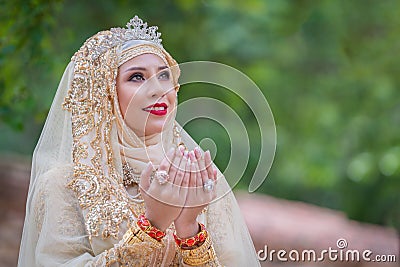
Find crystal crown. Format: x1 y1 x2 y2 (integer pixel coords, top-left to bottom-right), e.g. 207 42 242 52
111 16 163 47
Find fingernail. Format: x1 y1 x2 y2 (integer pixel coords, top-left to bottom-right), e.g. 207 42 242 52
189 151 195 161
194 147 201 158
183 150 188 158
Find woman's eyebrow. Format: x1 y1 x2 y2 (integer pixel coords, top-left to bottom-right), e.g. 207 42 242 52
124 66 146 73
124 65 168 73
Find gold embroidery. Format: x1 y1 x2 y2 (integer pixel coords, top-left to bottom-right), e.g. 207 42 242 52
122 163 141 186
73 142 89 161
61 23 179 248
119 44 167 66
62 31 134 239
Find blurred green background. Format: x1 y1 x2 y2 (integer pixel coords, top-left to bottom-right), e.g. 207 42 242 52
1 0 399 230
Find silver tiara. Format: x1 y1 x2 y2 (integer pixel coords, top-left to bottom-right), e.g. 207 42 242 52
111 16 163 47
74 16 163 60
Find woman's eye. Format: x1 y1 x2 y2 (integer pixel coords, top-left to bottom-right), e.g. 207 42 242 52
158 71 170 80
128 73 145 82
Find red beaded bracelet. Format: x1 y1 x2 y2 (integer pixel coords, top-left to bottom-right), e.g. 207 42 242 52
137 214 166 242
173 223 208 249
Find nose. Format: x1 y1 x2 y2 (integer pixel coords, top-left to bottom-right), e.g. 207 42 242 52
147 74 167 98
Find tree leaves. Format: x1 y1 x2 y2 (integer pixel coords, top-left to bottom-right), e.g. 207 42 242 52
0 0 399 228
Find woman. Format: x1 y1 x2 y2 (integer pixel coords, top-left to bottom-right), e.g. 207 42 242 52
18 16 260 266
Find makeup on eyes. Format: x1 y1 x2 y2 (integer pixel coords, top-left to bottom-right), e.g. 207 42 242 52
128 70 170 82
128 72 145 81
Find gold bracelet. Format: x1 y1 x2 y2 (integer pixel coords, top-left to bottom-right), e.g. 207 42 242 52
178 234 220 266
122 224 164 249
179 234 212 258
174 223 207 249
183 247 217 266
137 214 166 241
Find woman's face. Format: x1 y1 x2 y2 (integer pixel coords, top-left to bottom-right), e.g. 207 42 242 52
116 53 177 137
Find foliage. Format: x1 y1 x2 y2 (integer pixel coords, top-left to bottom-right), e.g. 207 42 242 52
0 0 63 129
0 0 399 229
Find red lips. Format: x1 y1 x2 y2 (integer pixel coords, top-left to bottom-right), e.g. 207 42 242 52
143 102 168 116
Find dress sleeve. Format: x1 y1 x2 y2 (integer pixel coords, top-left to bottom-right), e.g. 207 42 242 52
20 166 161 267
205 180 261 267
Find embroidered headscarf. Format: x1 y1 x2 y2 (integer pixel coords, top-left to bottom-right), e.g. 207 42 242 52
62 16 181 239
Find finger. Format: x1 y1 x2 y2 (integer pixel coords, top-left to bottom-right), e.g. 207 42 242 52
189 161 196 188
179 157 191 204
194 161 202 196
194 147 202 160
178 144 186 155
188 151 197 186
181 158 191 189
195 162 200 189
213 167 218 182
197 153 208 185
158 147 175 174
174 151 188 186
204 151 214 181
139 162 153 191
190 161 200 207
169 148 183 184
188 150 196 162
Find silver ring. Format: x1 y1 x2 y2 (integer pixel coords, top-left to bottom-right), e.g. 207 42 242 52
154 170 169 185
203 179 215 192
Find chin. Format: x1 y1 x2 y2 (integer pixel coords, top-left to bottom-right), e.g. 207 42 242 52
145 122 166 135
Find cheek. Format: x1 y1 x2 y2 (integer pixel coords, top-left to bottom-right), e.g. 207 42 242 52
117 85 140 115
167 90 177 106
117 89 130 115
116 78 128 113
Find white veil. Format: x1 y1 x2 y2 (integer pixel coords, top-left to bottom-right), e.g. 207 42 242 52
18 17 261 267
